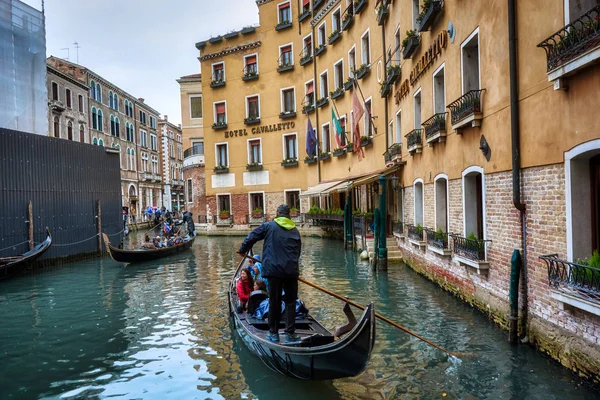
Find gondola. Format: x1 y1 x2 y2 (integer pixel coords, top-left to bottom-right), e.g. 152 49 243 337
0 228 52 271
102 233 195 264
228 258 376 380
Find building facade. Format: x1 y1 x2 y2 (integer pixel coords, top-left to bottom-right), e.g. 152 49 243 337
47 65 88 143
195 0 600 380
158 116 185 214
177 73 207 220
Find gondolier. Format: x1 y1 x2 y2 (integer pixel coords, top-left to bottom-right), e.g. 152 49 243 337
238 204 301 343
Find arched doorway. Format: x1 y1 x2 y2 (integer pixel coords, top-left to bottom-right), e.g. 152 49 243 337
129 185 138 223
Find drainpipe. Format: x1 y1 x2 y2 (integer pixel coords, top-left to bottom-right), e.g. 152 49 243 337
381 12 389 150
508 0 527 344
311 15 321 183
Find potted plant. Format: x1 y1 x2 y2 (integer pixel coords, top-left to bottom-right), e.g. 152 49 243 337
333 147 346 157
289 207 299 217
360 135 372 146
415 223 424 236
356 63 370 79
328 30 341 45
402 30 420 59
219 209 230 219
252 207 264 218
344 77 355 91
315 43 326 56
214 165 228 173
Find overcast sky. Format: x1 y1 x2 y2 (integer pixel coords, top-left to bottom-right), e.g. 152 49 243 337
22 0 259 125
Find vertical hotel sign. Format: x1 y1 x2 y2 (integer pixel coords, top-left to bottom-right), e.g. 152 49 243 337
395 30 448 105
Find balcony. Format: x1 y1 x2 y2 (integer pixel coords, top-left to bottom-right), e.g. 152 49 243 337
406 224 426 248
405 129 423 155
354 0 367 15
212 121 228 130
213 166 229 174
384 150 394 167
298 9 311 23
423 113 447 145
184 144 204 167
141 172 153 181
246 163 263 171
49 99 65 112
452 235 491 274
172 179 184 187
342 7 354 31
376 2 389 26
244 116 260 125
275 20 292 31
537 5 600 82
418 0 444 32
328 30 341 45
315 44 327 57
356 64 370 80
281 158 298 167
540 254 600 316
447 89 484 131
402 34 420 59
425 228 451 257
389 142 402 163
392 220 404 238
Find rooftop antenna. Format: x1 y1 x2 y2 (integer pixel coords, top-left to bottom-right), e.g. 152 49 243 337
73 41 80 64
61 47 69 60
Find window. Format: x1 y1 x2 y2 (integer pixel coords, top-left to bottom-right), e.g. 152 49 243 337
361 30 370 65
281 88 295 113
216 143 228 167
109 91 114 109
53 116 59 137
139 110 147 125
320 71 328 98
114 93 119 111
412 0 420 30
248 139 262 164
90 80 96 100
332 7 341 32
110 115 117 136
125 100 133 117
152 156 158 174
97 109 103 131
334 60 344 89
78 94 84 112
279 44 293 66
365 98 372 137
435 175 448 232
79 124 85 143
91 107 98 130
394 27 401 65
286 190 300 211
244 54 258 75
414 90 422 128
250 192 264 212
126 123 134 142
339 116 347 146
302 0 310 13
189 96 202 119
98 138 104 147
51 82 58 101
433 65 446 115
92 137 98 145
305 80 315 106
283 133 297 160
96 83 102 103
318 22 326 46
150 134 157 151
568 0 598 23
141 152 149 171
414 180 424 226
212 62 225 82
322 123 330 153
215 102 227 124
140 130 147 147
348 46 356 77
461 28 480 94
278 1 291 23
246 95 260 119
395 110 402 144
303 34 312 58
218 194 231 214
388 120 394 146
187 179 193 203
65 88 72 108
463 167 485 239
150 116 156 129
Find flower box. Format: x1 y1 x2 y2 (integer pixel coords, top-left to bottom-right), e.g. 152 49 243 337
315 44 327 57
219 212 230 219
214 166 229 174
342 13 354 31
242 72 259 81
210 80 225 88
298 10 311 23
302 105 315 114
330 88 344 100
316 97 329 108
360 136 372 147
224 31 239 39
277 63 294 73
244 117 260 125
386 65 401 85
376 4 389 26
208 36 222 44
276 21 292 31
241 26 256 35
356 64 370 80
328 30 341 45
212 122 227 130
418 0 444 32
354 0 367 14
344 78 355 91
246 163 263 171
300 54 313 66
279 111 296 119
402 35 420 59
252 211 264 218
281 159 299 167
289 209 299 217
304 156 317 164
346 143 354 152
333 148 346 157
319 152 331 161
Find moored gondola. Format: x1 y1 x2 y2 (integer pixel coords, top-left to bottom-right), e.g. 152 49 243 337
102 233 195 264
0 228 52 271
228 258 376 380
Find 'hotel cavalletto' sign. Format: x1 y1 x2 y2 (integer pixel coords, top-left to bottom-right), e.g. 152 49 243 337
395 30 448 105
224 121 295 138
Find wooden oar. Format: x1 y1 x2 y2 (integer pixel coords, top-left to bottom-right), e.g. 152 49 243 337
242 253 473 359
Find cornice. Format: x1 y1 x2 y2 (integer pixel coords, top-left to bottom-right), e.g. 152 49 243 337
46 65 89 90
199 41 261 61
255 0 274 5
311 0 341 27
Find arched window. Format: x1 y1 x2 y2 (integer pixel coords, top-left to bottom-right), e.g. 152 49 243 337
126 148 131 170
97 109 103 131
91 107 98 130
93 137 98 145
79 124 85 142
98 138 104 146
114 93 119 111
115 117 120 138
53 116 60 138
109 91 114 109
96 83 102 103
67 121 73 140
130 149 136 171
110 114 115 136
90 80 96 100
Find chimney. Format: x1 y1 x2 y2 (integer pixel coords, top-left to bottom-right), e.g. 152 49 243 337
138 98 145 103
164 115 168 122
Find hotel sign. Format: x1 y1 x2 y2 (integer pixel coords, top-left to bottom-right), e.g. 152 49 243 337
395 30 448 105
224 121 296 138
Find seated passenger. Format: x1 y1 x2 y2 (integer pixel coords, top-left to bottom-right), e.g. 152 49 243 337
141 234 155 249
153 236 162 248
254 279 267 293
173 233 183 245
236 269 254 308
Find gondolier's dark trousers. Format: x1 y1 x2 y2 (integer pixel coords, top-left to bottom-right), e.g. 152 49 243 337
268 276 298 335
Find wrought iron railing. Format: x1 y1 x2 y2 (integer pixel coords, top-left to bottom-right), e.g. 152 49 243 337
184 144 204 158
197 215 207 224
242 65 259 80
300 44 313 65
422 113 447 139
406 129 423 149
451 234 490 262
406 224 424 242
447 89 484 126
210 72 225 87
540 254 600 303
215 213 233 225
388 143 401 157
247 213 266 225
425 228 449 250
392 220 404 236
537 5 600 72
277 51 294 71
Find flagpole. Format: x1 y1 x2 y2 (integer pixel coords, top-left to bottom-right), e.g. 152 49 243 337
352 73 378 135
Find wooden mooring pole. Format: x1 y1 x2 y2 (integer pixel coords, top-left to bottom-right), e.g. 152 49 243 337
28 201 34 251
97 200 102 254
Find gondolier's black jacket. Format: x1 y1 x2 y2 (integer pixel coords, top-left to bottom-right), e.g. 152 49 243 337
238 218 301 278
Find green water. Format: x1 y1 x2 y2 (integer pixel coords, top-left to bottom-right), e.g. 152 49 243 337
0 236 597 399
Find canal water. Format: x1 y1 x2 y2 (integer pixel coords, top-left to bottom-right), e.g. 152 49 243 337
1 236 598 399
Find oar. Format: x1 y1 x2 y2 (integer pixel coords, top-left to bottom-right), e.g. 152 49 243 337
242 253 473 359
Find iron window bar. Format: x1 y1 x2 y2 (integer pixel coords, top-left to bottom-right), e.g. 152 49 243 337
450 234 491 262
277 51 294 72
425 228 450 250
406 224 424 242
299 44 313 65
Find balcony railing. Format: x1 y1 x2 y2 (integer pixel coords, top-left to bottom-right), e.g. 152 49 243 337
452 235 490 263
447 89 484 130
405 129 423 154
247 213 266 225
406 224 424 242
423 112 447 144
215 213 233 225
537 5 600 73
184 144 204 158
392 220 404 236
425 228 450 250
540 254 600 303
242 67 259 81
300 45 313 66
389 142 401 160
277 53 294 72
210 72 225 88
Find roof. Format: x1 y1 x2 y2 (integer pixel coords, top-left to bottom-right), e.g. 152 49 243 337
300 180 346 197
179 73 201 80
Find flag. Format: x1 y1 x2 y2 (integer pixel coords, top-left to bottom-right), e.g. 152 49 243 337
332 108 343 148
306 117 317 157
351 91 365 160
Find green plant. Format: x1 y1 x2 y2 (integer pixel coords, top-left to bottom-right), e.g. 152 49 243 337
402 30 417 48
252 207 263 214
416 0 432 23
467 232 477 241
356 63 368 74
308 205 323 214
352 209 361 215
219 209 230 217
387 64 401 75
415 223 423 236
328 30 340 40
282 157 297 163
434 227 445 241
214 165 228 170
247 162 261 168
290 207 299 212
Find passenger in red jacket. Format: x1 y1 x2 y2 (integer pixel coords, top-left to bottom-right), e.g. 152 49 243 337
236 268 255 307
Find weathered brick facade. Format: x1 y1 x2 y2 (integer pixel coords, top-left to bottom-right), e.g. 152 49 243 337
183 164 206 219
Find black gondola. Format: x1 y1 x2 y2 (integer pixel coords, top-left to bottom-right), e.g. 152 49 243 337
102 233 195 264
228 258 376 380
0 228 52 271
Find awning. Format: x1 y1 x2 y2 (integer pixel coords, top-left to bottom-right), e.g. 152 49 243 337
300 180 345 197
351 173 380 187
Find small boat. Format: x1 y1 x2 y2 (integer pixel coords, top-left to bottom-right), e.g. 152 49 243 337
0 228 53 271
228 258 376 380
102 233 195 264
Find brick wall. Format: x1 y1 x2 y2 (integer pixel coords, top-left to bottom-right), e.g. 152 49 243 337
183 165 206 218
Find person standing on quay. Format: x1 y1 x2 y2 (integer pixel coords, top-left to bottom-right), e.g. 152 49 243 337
238 204 302 343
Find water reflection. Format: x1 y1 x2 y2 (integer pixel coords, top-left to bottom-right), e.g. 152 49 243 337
0 236 597 399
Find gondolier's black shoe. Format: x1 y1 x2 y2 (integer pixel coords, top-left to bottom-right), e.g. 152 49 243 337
285 333 301 343
266 332 280 343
